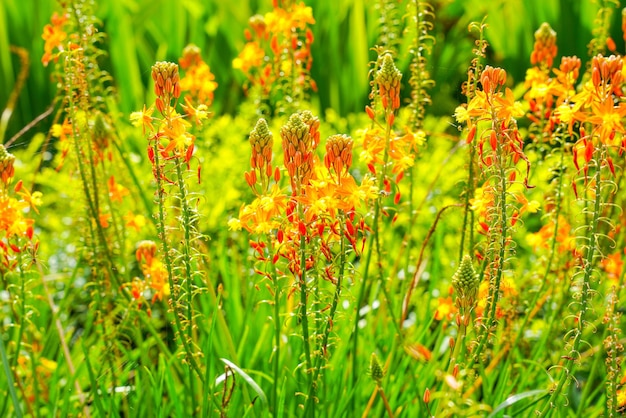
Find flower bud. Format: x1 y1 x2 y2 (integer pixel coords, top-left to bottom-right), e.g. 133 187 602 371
151 61 180 101
369 353 384 384
324 134 353 181
0 144 16 187
376 53 402 111
452 255 480 309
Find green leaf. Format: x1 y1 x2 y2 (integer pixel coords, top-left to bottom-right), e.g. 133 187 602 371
219 358 268 410
487 389 549 418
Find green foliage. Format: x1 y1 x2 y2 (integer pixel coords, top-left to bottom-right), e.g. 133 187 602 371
0 0 625 417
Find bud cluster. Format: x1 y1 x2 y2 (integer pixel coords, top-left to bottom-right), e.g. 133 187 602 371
556 56 582 89
246 118 279 193
369 353 384 384
376 54 402 111
591 54 623 100
452 255 480 310
151 61 181 114
531 22 558 68
480 66 507 97
281 111 320 190
136 240 158 266
324 134 353 183
0 145 16 189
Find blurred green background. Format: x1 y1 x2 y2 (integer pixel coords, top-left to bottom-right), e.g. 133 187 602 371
0 0 622 144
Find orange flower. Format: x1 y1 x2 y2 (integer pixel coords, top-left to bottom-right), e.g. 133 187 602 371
233 41 266 73
107 176 129 203
601 252 624 282
236 184 287 234
434 296 456 321
530 23 557 69
15 181 43 215
98 213 111 228
265 2 315 37
586 100 626 144
526 215 574 254
41 12 68 66
334 175 378 211
51 118 73 142
124 212 147 232
179 44 218 107
0 196 33 239
144 259 170 302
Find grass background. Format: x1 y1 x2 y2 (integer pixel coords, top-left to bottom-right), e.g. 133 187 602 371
1 0 625 416
1 0 621 145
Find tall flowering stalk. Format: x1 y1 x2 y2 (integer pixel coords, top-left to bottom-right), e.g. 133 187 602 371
0 144 42 416
539 54 625 416
135 62 208 412
43 3 141 404
352 51 422 403
457 19 488 263
454 65 532 368
406 0 435 131
232 111 376 414
512 25 580 361
279 112 320 409
235 117 284 412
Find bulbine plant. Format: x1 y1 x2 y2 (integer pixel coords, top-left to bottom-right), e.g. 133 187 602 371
1 0 625 417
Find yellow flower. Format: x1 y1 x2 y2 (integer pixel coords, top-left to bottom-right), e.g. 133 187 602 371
51 118 73 141
265 3 315 37
130 105 154 134
434 296 456 321
525 200 541 213
124 212 147 232
145 259 170 302
335 175 378 211
162 117 195 159
228 218 242 231
233 42 265 72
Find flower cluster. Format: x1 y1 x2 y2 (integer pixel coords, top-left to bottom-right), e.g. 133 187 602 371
231 110 378 276
0 145 40 271
132 61 208 167
362 53 424 205
530 22 558 69
233 2 316 109
125 240 170 309
41 12 68 66
179 44 218 108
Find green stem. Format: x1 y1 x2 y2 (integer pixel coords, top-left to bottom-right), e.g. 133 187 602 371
577 230 626 417
11 250 26 367
539 168 602 416
299 230 313 414
269 238 281 416
0 326 22 418
174 158 199 411
432 308 469 417
468 126 509 370
459 141 476 262
350 204 377 414
351 109 393 414
304 216 347 415
152 142 203 384
511 141 565 351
